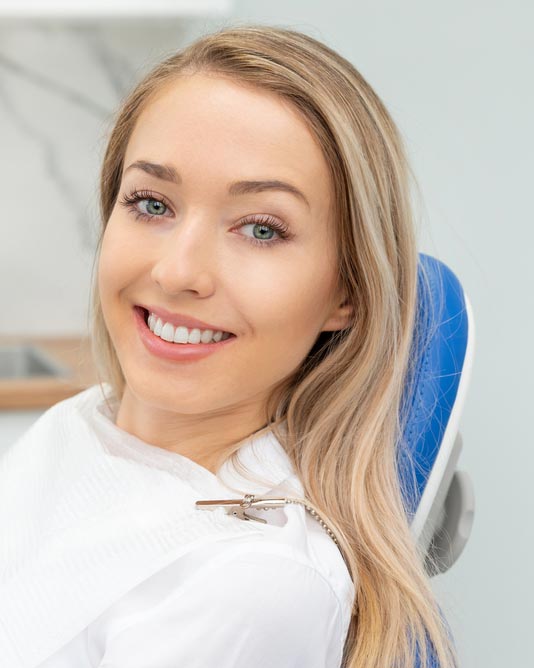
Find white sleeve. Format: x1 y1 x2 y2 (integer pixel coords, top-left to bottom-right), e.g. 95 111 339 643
97 549 346 668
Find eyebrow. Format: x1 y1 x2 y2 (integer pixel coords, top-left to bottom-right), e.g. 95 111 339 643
123 160 311 209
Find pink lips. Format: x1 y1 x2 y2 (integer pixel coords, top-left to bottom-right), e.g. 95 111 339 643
133 306 236 363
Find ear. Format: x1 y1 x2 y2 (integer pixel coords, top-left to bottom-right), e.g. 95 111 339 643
321 295 354 333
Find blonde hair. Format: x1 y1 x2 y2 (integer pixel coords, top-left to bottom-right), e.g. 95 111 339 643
89 24 458 668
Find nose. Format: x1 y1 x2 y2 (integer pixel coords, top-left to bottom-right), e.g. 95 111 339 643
150 214 217 297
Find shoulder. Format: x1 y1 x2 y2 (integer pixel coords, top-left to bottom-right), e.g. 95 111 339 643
93 545 349 668
183 544 344 614
190 496 356 626
241 496 356 622
153 498 355 631
89 503 355 662
183 539 346 611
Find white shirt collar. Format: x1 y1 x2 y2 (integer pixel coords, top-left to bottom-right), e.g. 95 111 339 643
91 383 304 500
1 383 306 667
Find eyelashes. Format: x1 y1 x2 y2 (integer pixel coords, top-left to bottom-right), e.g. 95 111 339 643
119 189 172 220
117 188 292 249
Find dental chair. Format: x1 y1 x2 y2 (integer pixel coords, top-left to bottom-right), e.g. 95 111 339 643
399 253 475 666
400 252 475 577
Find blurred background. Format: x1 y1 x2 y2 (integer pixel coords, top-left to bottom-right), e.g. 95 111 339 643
0 1 532 666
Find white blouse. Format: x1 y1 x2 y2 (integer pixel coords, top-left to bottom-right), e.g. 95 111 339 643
0 384 355 668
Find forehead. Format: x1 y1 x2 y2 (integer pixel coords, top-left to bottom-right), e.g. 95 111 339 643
123 74 332 207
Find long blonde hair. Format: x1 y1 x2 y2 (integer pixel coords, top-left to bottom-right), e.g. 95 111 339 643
88 24 458 668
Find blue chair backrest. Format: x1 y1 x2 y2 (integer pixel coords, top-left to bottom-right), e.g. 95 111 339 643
398 253 475 575
398 253 475 665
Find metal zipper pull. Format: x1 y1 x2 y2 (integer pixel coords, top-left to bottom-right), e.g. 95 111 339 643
195 494 288 524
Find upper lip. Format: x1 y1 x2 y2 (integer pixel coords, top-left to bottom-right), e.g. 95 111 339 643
137 305 235 335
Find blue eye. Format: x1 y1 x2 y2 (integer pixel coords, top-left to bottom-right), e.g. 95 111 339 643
144 200 166 216
235 215 291 248
119 189 170 221
118 188 292 249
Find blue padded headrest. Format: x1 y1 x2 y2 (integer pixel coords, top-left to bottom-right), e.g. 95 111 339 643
398 253 470 519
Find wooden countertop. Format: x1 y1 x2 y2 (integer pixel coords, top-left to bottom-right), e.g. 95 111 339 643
0 335 99 410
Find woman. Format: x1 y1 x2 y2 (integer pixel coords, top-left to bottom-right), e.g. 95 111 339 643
0 25 458 668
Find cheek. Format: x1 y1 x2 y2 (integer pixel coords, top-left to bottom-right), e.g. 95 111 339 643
240 259 335 347
98 221 139 299
226 282 324 400
97 238 120 308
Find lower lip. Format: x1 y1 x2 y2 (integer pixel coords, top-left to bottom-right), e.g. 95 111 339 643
133 306 237 362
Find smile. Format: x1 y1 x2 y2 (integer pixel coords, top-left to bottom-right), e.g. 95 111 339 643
146 311 233 345
134 306 236 363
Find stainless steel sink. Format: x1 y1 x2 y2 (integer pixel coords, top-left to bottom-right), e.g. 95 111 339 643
0 345 71 379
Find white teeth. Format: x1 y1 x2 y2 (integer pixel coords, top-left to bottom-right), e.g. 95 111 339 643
187 328 201 344
146 312 230 344
160 322 174 342
174 326 189 344
200 329 214 343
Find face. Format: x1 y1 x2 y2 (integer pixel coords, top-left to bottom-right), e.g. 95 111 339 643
98 73 352 464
